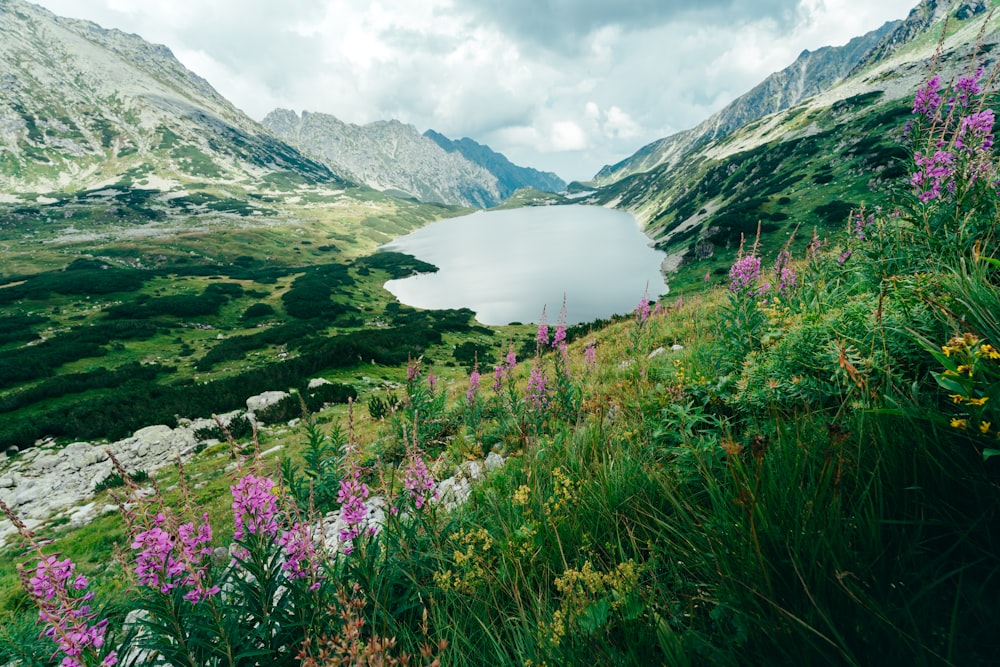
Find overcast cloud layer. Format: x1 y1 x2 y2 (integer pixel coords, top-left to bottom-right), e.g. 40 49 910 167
33 0 916 182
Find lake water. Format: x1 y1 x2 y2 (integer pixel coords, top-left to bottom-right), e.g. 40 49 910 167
381 205 669 326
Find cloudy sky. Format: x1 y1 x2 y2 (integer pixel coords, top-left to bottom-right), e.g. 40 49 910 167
34 0 916 182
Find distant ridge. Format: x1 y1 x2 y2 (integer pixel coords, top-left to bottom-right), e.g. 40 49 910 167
262 109 503 208
423 130 566 199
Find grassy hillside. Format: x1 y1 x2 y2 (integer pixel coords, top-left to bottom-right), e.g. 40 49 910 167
2 60 999 666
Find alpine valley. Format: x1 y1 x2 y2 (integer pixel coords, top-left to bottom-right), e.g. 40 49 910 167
2 0 1000 665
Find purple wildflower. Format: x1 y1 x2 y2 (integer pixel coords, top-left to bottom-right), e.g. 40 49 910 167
231 475 279 541
806 230 822 261
176 514 217 603
337 472 370 550
492 364 505 393
729 253 761 294
506 346 517 369
636 287 651 323
536 306 549 350
278 522 322 586
584 342 597 370
406 358 419 383
838 250 852 265
771 250 797 296
913 76 942 118
427 371 437 394
852 212 875 240
956 109 995 153
953 68 984 109
704 270 711 283
911 150 957 202
132 524 182 592
466 368 480 405
26 555 116 666
403 455 437 509
526 365 550 409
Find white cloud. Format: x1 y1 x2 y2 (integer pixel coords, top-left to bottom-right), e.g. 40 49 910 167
550 121 589 152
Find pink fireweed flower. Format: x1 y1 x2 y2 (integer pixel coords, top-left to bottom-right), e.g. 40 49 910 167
506 345 517 369
552 297 568 352
956 109 995 153
772 250 797 296
278 522 323 586
951 67 984 110
526 365 550 409
176 513 217 603
231 475 279 541
852 212 874 241
492 363 505 393
406 358 420 383
403 455 437 509
584 342 597 370
911 150 957 202
913 75 942 118
427 371 437 394
704 270 711 282
466 368 480 405
337 472 370 550
536 305 549 350
729 253 761 293
636 287 651 323
26 555 116 666
132 518 183 592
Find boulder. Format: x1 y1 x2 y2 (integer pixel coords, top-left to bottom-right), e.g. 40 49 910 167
246 391 290 413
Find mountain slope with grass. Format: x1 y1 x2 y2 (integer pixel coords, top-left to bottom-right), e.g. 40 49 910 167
587 0 1000 290
0 0 345 196
591 18 900 186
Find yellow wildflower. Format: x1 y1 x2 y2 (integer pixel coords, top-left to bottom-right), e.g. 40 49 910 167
967 396 989 407
957 364 974 377
949 393 965 404
980 421 991 434
942 345 952 357
950 418 967 430
980 344 1000 360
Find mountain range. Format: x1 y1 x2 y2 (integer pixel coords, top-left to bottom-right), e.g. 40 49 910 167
0 0 995 253
262 110 565 208
0 0 562 210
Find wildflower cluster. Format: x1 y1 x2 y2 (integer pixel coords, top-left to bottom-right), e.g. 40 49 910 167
908 67 998 219
131 511 217 603
935 332 1000 458
492 345 517 393
25 555 116 667
1 498 117 667
337 471 371 551
403 453 438 510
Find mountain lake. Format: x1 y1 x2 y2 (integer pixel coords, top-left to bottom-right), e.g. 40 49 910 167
381 204 670 325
